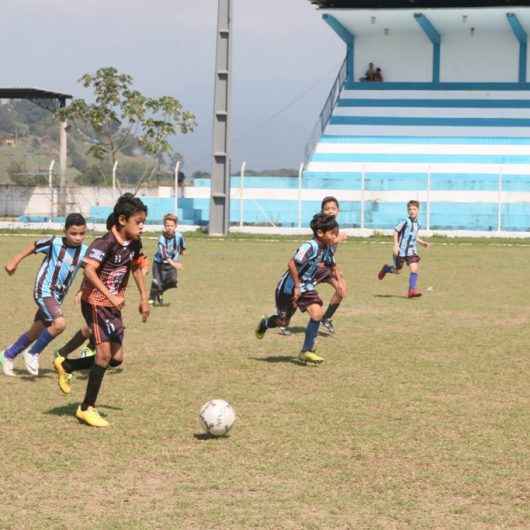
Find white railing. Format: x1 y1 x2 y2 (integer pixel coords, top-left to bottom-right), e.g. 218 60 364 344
304 56 348 168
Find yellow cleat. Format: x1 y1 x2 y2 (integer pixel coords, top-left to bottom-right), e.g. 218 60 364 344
299 351 324 365
53 355 72 395
75 405 109 428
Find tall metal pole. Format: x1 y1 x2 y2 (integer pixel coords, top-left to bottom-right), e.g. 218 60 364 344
239 161 246 227
174 160 181 216
58 98 68 215
209 0 233 236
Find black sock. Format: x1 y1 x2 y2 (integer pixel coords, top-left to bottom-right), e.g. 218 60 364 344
265 315 281 329
57 330 86 359
81 364 107 410
323 303 340 321
63 356 95 373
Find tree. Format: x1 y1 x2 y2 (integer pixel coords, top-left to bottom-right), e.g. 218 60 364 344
57 67 196 192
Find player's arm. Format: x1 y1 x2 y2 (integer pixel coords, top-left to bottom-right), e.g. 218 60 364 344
5 241 37 275
132 260 150 322
83 259 124 309
287 258 302 301
417 237 431 248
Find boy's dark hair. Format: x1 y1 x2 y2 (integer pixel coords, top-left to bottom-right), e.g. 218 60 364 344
407 200 420 208
321 196 339 211
163 213 178 224
310 213 338 235
64 213 86 230
107 193 148 228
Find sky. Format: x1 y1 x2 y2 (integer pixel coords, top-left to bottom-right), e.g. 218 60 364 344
1 0 344 174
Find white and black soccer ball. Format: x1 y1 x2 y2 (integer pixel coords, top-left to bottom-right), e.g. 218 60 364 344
199 399 236 437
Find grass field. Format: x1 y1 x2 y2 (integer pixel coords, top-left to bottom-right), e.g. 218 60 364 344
1 233 530 529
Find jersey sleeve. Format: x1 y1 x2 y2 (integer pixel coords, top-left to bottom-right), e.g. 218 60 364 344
33 237 54 254
84 237 111 265
394 219 406 232
293 242 316 265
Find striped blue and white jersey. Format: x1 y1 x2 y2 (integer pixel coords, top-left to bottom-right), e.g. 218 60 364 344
278 239 326 295
153 232 186 263
33 236 88 301
395 217 420 257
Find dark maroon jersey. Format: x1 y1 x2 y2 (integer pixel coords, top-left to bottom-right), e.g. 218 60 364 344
81 228 143 307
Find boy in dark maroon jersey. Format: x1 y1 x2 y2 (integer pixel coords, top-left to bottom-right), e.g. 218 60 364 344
54 193 150 427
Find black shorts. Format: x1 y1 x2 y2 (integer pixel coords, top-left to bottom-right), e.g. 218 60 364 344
152 261 178 292
81 301 124 345
394 254 421 271
275 283 323 322
34 297 63 325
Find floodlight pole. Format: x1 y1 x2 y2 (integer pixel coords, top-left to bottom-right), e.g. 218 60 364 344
58 97 68 215
209 0 233 236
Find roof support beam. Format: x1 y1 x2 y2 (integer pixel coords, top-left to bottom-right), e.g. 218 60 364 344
323 14 355 84
414 13 441 83
507 13 528 83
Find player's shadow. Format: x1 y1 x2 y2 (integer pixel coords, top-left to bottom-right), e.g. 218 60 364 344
16 368 54 380
250 355 306 366
279 326 329 337
45 403 123 417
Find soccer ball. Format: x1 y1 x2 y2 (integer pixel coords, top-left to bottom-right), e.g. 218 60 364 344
199 399 236 436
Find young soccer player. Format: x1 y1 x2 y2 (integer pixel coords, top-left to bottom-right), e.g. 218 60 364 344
0 214 88 377
149 213 185 306
54 193 150 427
255 213 339 365
378 200 430 298
279 196 347 336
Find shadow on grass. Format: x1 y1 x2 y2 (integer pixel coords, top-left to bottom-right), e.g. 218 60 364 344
193 433 229 441
75 367 124 381
16 368 54 380
45 403 123 417
250 355 306 366
277 326 330 337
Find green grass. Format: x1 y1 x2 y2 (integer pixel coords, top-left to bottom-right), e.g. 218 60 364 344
1 235 530 529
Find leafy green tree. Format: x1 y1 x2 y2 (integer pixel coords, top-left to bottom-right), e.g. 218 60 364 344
57 67 196 193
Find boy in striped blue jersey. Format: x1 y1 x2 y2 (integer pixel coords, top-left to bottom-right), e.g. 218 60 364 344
0 214 88 376
149 213 185 306
378 200 430 298
255 213 339 365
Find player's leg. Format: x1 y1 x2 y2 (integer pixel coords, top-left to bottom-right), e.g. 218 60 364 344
23 299 66 375
299 300 325 364
407 258 422 298
149 261 162 305
322 277 347 334
1 320 44 376
256 282 295 338
75 340 112 427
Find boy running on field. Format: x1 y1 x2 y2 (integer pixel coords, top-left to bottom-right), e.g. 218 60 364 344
0 214 87 377
255 213 339 365
54 193 150 427
378 200 430 298
149 213 185 306
279 196 347 336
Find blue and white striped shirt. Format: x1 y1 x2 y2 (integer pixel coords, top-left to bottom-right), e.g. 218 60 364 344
279 239 326 295
395 217 421 257
33 237 88 301
153 233 186 264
